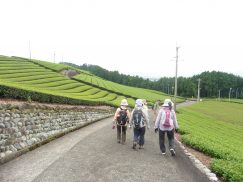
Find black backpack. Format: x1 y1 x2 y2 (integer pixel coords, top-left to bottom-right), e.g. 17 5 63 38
133 109 143 129
117 108 128 125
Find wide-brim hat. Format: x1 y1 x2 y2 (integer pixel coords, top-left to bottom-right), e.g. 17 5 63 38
120 99 128 106
162 99 172 107
135 99 143 107
162 102 169 107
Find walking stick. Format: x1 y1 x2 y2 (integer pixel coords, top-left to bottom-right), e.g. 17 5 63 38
121 124 123 143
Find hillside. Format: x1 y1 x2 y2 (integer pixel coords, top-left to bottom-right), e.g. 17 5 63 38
65 62 243 99
0 56 182 107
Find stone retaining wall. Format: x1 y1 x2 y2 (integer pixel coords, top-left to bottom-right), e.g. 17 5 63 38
0 102 113 164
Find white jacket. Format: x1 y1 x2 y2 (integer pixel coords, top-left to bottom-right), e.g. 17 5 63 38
154 107 179 131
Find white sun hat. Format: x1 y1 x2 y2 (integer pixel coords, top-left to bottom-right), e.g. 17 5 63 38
120 99 128 106
162 99 172 107
135 99 143 107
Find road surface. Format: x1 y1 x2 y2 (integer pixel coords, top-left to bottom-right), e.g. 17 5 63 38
0 102 210 182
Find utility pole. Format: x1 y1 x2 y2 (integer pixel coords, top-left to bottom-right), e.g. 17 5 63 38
218 89 221 101
197 78 201 102
174 46 179 111
29 40 31 61
229 88 232 101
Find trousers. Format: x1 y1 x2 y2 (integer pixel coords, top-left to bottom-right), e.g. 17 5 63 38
159 129 174 153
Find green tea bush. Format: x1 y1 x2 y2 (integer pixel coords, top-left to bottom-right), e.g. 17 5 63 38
178 101 243 182
210 159 243 182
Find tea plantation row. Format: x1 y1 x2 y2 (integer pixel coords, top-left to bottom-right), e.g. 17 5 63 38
178 101 243 182
0 56 180 107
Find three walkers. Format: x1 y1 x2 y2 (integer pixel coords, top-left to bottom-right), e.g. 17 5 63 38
112 98 179 157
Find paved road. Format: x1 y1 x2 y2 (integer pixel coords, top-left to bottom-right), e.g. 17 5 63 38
0 102 210 182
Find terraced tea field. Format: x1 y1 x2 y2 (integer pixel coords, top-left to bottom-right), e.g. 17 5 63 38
28 58 182 104
178 101 243 182
74 73 184 104
0 56 176 106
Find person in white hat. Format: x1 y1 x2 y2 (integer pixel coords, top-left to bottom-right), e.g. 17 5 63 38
112 99 131 144
130 99 150 149
163 99 174 110
154 99 179 156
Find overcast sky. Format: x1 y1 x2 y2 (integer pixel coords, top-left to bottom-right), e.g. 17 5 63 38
1 0 243 78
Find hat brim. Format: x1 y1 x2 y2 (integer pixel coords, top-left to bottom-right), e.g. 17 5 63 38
121 103 128 106
162 103 169 107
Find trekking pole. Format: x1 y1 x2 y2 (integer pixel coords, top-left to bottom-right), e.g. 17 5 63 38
121 124 123 143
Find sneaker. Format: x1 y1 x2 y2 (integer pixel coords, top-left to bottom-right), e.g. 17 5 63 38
162 152 166 155
132 143 137 149
139 145 144 149
170 149 176 156
117 140 120 143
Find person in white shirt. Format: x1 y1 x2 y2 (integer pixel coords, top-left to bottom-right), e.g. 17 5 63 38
154 99 179 156
130 99 150 149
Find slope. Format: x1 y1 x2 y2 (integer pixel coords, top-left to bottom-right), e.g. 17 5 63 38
0 56 183 106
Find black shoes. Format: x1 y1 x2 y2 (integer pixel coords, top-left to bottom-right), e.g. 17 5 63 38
132 142 137 149
170 149 176 156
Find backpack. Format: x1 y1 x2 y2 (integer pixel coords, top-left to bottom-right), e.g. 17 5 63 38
117 108 128 125
133 109 143 129
162 108 172 128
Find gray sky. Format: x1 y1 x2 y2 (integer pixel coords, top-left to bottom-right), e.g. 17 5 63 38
1 0 243 78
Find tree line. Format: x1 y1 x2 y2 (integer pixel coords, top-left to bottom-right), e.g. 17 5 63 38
63 62 243 99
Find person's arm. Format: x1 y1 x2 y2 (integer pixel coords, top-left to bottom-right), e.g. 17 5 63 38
126 109 131 125
171 111 179 129
142 110 150 129
143 108 149 120
154 109 162 129
130 110 134 127
113 108 120 125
